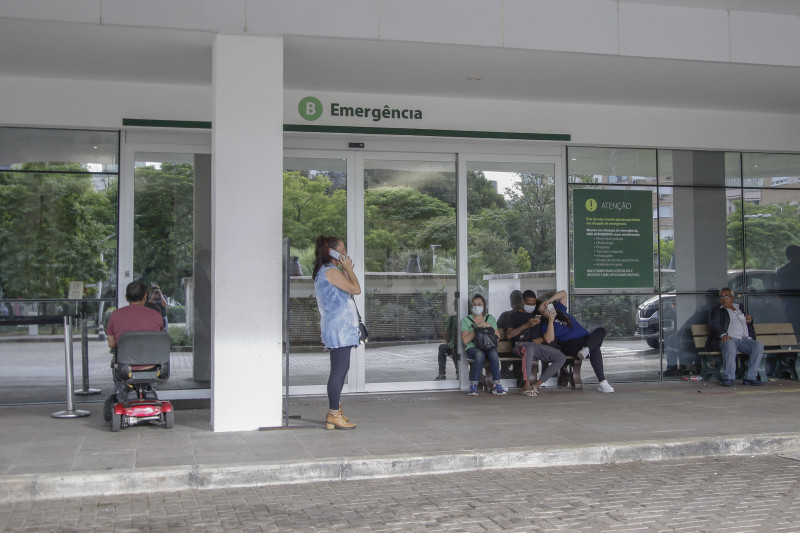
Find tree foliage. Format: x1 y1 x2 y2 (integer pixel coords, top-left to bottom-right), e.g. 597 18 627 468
133 163 194 303
728 200 800 270
282 169 557 296
0 164 116 299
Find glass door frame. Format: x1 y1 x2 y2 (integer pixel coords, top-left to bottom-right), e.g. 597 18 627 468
284 142 566 396
456 151 568 391
356 151 458 393
120 129 211 399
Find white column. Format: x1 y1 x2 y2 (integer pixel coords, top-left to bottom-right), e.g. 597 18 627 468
211 34 283 431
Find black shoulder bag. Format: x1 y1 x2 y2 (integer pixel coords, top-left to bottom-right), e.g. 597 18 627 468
467 316 498 351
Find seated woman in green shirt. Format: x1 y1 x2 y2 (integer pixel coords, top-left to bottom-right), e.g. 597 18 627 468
461 294 506 396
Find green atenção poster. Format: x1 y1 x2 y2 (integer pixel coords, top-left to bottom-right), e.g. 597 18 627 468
573 189 653 289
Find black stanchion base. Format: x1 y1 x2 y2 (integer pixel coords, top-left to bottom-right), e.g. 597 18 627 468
74 388 102 396
52 410 90 418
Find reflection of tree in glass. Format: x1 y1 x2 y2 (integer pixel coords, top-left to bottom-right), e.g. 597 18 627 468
134 163 194 304
0 163 116 299
282 171 346 251
504 173 556 272
727 200 800 270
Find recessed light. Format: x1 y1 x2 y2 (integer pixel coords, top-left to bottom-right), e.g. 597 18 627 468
467 76 482 81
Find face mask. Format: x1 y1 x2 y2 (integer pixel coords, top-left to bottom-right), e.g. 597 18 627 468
523 305 536 314
472 305 484 315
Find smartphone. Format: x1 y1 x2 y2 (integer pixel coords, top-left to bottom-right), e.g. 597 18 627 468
329 249 342 261
547 303 555 315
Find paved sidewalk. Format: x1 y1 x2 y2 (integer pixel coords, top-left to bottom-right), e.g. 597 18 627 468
2 380 800 503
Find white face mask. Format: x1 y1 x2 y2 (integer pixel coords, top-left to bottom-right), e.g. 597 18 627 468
472 305 484 315
523 305 537 314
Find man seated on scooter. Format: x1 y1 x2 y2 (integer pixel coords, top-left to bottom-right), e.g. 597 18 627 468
106 281 165 402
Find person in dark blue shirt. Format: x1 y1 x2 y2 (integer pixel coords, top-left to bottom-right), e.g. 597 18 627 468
539 290 614 393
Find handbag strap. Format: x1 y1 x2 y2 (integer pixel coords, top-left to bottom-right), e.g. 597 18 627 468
350 295 363 322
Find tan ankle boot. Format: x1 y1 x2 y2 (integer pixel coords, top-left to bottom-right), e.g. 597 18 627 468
338 402 349 422
326 410 355 430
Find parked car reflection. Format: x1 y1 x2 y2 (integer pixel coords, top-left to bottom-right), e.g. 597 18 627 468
634 270 778 348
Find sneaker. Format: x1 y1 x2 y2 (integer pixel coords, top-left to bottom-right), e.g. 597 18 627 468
577 347 589 360
492 383 507 396
597 380 615 393
742 378 764 386
720 379 734 387
434 374 446 380
540 377 558 388
468 383 478 396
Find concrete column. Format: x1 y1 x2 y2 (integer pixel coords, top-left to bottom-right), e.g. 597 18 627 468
672 151 728 293
211 34 283 431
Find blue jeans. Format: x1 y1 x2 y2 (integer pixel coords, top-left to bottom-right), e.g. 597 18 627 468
721 336 764 381
467 347 501 382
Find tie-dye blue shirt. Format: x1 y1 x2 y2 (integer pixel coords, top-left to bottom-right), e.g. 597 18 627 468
314 264 359 349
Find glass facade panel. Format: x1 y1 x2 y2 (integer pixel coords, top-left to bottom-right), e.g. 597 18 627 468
132 154 198 389
363 159 457 384
0 127 119 404
282 157 347 388
743 153 800 189
0 127 118 172
568 147 656 186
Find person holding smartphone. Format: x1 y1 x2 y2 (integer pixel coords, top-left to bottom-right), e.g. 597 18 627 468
312 235 361 429
540 290 614 393
148 284 169 329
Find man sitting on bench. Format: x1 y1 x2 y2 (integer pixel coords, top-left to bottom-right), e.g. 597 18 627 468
706 287 764 387
506 290 565 397
106 281 166 402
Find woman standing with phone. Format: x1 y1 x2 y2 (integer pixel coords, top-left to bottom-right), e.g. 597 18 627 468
312 235 361 429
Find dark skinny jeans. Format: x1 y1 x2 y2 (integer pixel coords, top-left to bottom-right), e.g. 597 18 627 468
327 346 352 410
557 327 607 382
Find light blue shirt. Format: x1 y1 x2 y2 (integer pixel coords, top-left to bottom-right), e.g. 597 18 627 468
314 264 359 349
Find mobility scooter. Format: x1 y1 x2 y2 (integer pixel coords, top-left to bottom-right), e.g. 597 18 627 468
103 331 174 431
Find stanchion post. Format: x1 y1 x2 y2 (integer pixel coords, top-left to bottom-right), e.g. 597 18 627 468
75 312 101 395
52 316 90 418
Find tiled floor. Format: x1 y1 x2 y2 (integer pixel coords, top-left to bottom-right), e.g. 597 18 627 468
2 379 800 478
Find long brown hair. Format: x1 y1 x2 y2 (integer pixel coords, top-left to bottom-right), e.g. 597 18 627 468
312 235 341 280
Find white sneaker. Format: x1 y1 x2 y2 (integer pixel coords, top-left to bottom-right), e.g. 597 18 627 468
597 380 615 393
577 347 589 360
540 377 558 388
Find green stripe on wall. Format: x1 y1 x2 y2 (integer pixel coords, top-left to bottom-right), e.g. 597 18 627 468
283 124 570 141
123 119 212 129
123 119 571 142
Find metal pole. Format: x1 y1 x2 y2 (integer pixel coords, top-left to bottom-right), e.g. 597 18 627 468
283 237 291 427
53 316 90 418
75 313 101 395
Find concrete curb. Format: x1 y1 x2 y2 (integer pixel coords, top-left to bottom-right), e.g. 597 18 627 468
3 433 800 503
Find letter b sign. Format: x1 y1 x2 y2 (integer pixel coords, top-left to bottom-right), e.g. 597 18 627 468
298 96 323 121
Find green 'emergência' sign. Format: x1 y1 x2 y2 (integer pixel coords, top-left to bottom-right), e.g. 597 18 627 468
573 189 653 289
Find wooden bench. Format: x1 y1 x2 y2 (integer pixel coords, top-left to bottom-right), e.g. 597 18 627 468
489 329 583 389
691 323 800 382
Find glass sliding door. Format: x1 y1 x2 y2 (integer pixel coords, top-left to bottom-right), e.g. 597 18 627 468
282 155 348 391
132 152 205 391
464 160 558 389
362 156 457 388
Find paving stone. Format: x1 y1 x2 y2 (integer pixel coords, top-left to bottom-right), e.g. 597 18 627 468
3 454 799 532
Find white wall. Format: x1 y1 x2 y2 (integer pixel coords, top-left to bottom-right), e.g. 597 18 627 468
284 90 800 153
0 76 211 129
1 76 797 154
